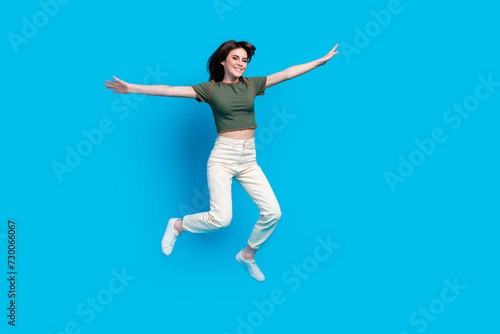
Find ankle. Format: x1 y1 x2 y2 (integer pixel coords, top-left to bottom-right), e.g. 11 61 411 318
242 245 257 261
174 219 184 234
242 250 254 261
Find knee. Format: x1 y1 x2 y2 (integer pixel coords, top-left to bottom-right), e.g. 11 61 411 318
271 208 281 221
263 207 281 223
272 203 282 221
215 215 232 229
209 211 232 230
273 209 282 222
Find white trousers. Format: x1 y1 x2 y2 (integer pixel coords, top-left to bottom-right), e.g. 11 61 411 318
182 135 282 249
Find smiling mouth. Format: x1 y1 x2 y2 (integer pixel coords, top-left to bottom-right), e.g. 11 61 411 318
234 67 243 73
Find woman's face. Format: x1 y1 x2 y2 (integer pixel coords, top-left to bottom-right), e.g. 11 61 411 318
221 48 248 79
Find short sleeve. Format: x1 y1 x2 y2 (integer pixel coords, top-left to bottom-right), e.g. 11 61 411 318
191 81 213 103
245 76 267 96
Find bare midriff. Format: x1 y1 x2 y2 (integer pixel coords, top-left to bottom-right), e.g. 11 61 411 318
218 128 255 139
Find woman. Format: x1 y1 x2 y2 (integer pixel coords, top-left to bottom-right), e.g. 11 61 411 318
104 40 339 281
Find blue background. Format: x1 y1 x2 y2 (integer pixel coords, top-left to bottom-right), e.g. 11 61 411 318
1 0 499 333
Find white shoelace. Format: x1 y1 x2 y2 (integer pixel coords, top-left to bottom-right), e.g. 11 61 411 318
249 261 262 275
166 234 176 245
164 227 178 247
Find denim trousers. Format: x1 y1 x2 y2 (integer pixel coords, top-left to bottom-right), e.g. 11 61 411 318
181 135 282 249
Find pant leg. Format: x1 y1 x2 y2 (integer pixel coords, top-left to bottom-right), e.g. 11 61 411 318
181 144 236 233
234 161 282 249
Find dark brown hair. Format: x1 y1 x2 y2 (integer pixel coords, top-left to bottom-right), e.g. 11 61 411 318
207 40 256 82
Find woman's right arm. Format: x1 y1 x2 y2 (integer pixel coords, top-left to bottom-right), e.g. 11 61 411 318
104 75 197 99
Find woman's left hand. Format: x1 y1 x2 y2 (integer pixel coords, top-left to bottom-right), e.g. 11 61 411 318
318 43 339 65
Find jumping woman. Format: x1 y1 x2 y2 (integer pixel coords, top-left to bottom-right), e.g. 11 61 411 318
104 40 339 281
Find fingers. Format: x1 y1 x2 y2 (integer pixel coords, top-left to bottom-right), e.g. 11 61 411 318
329 43 339 56
327 43 339 56
104 75 122 88
105 78 117 90
320 43 339 64
104 76 122 92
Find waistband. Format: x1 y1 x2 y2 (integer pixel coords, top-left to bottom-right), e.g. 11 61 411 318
216 135 255 146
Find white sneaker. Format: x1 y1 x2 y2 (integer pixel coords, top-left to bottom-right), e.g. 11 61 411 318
235 251 265 282
162 218 180 256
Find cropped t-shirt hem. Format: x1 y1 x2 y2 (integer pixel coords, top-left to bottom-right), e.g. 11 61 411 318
217 127 257 134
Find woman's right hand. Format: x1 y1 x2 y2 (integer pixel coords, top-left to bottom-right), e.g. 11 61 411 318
104 75 131 94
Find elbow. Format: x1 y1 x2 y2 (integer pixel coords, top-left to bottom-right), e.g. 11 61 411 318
284 69 292 81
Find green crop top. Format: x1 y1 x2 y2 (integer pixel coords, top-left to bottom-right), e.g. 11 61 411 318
191 76 267 134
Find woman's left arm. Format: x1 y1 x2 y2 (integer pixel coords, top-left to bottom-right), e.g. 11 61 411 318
265 43 339 89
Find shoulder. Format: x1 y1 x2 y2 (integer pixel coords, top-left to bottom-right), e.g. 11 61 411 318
192 80 214 89
192 80 216 103
243 76 267 89
242 76 267 95
243 76 266 84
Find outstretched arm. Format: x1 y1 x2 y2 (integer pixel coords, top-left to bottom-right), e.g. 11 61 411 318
265 43 339 89
104 76 197 98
